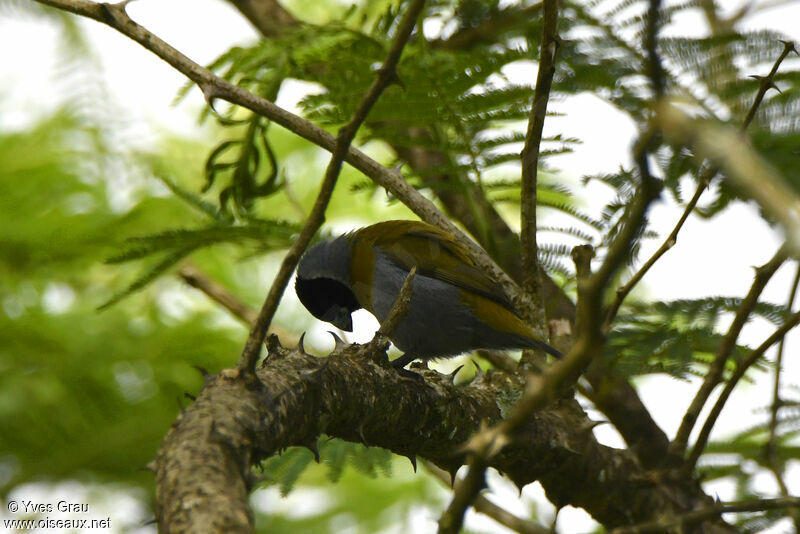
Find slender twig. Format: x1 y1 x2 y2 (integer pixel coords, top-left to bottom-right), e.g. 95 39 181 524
765 261 800 532
356 266 418 361
424 461 550 534
438 453 490 534
33 0 523 315
767 264 800 458
179 264 257 325
608 496 800 534
670 246 787 459
604 40 795 329
236 0 427 375
686 306 800 469
378 266 417 339
520 0 560 334
742 40 797 129
603 183 704 330
178 264 306 344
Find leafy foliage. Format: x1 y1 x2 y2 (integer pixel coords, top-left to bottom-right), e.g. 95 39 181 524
608 297 788 379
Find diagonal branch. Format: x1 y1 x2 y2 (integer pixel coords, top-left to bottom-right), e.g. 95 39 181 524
670 245 787 459
441 7 665 524
179 264 257 326
441 129 662 534
32 0 522 314
424 461 550 534
686 306 800 469
236 0 427 375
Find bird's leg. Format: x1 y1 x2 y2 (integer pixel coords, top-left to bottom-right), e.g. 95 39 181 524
391 352 418 369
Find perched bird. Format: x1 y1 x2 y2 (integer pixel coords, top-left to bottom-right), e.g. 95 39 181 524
295 220 562 367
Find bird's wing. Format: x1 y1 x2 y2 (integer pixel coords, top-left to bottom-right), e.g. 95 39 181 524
359 221 517 312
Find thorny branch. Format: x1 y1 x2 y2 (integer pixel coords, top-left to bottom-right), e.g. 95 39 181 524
177 263 546 534
156 338 738 533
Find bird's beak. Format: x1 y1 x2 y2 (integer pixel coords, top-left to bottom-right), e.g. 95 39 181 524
331 309 353 332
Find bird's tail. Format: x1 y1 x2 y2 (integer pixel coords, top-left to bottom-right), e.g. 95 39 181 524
526 337 563 359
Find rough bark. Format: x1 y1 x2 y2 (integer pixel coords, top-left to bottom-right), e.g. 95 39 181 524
155 337 736 533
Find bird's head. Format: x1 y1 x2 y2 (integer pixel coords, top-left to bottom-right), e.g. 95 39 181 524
295 236 361 332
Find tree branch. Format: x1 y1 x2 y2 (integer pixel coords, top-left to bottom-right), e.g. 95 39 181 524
179 261 544 533
520 0 559 337
442 130 661 533
155 340 738 533
670 246 787 459
424 461 550 534
179 264 257 326
765 261 800 532
686 306 800 469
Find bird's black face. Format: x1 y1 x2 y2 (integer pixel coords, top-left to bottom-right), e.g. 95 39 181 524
295 276 360 332
321 305 353 332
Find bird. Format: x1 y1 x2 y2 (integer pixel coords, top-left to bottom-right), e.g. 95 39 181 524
295 220 562 368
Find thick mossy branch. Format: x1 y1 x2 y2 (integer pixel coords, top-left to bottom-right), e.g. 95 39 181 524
156 338 735 534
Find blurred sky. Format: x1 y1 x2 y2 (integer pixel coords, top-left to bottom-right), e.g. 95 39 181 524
2 1 800 532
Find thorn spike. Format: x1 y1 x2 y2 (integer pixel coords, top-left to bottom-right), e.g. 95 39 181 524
472 359 484 379
406 454 417 472
447 365 464 384
328 331 346 349
306 440 320 463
